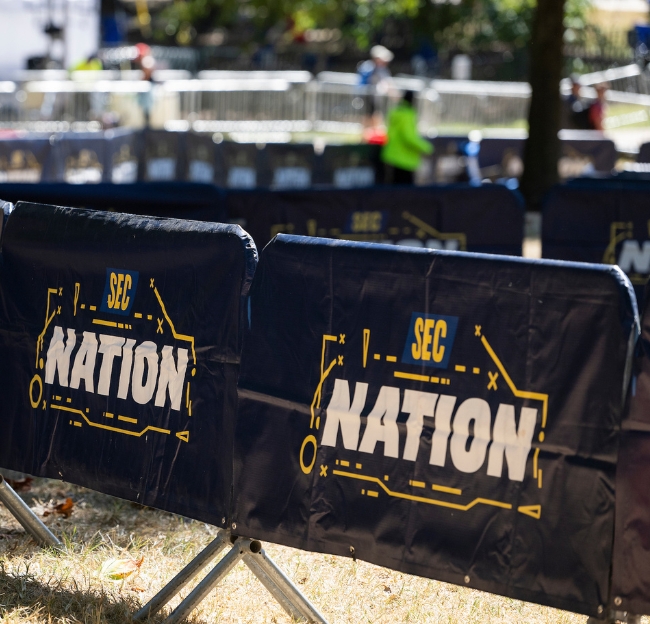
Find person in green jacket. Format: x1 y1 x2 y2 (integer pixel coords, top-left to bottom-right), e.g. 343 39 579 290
381 90 433 185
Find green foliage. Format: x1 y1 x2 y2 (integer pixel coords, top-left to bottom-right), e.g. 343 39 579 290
157 0 592 54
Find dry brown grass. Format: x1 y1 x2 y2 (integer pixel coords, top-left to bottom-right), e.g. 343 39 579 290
0 478 643 624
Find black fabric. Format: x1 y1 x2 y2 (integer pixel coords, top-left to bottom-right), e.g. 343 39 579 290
49 134 108 184
613 281 650 615
233 234 637 617
0 202 256 524
105 129 140 184
477 135 617 179
542 183 650 301
184 133 218 184
226 184 524 255
139 129 184 182
315 144 380 188
0 182 227 223
261 144 316 189
0 136 53 183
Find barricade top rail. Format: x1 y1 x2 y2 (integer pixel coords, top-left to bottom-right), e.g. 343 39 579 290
431 79 531 96
197 70 313 83
574 63 642 86
24 80 152 93
162 79 292 92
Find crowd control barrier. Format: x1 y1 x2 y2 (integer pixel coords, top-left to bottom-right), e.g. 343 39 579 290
3 202 648 621
476 132 617 180
0 182 525 258
233 234 638 618
0 130 376 190
0 202 256 523
542 182 650 300
226 183 525 253
0 201 326 623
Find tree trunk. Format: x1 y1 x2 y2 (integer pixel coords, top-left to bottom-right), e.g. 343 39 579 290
520 0 566 210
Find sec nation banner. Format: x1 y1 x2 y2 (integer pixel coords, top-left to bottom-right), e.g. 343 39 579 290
226 184 524 255
233 235 638 617
0 203 256 525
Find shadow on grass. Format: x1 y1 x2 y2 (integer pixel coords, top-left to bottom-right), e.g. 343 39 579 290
0 566 208 623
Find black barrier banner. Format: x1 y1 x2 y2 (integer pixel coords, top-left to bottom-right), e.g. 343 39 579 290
542 183 650 301
0 203 256 524
478 137 525 179
106 129 140 184
141 129 183 182
0 182 227 223
233 235 637 617
613 281 650 615
0 137 53 183
316 144 379 188
185 133 217 184
215 142 260 189
262 144 315 189
476 133 617 180
50 133 107 184
416 136 467 185
227 184 524 255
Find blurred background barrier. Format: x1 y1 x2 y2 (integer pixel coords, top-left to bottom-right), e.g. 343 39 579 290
0 127 627 189
0 69 649 138
225 184 524 254
0 181 524 256
541 180 650 301
233 233 638 619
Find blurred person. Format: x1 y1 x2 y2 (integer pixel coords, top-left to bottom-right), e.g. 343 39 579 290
358 45 394 89
359 46 394 144
588 82 609 132
134 43 156 127
71 53 102 72
381 90 433 185
562 74 590 129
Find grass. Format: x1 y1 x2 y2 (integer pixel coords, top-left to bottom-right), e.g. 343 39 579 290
0 478 643 623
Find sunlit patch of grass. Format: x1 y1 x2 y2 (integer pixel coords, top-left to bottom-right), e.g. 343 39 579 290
0 478 646 623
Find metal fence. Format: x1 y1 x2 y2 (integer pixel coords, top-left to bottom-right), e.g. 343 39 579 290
0 69 647 137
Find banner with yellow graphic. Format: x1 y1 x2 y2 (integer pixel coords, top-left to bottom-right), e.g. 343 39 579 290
233 234 638 618
0 202 256 526
543 181 650 301
226 184 524 254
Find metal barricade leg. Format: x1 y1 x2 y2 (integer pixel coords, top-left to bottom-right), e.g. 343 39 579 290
132 530 230 622
243 552 309 622
0 473 61 548
244 548 328 624
162 537 259 624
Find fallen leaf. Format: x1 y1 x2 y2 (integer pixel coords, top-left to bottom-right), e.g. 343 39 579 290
100 556 144 581
33 497 75 519
54 498 74 517
5 477 33 492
